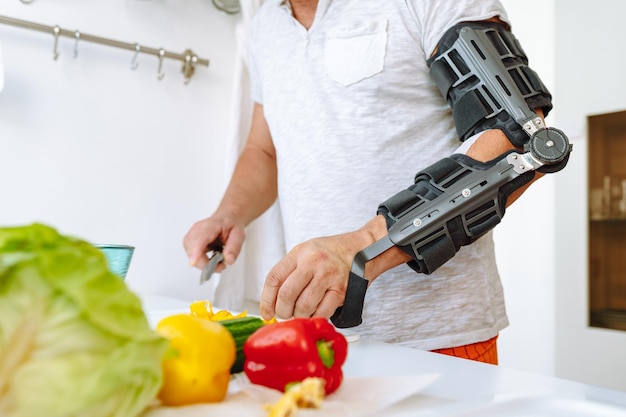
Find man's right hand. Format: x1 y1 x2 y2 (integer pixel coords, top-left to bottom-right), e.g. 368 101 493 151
183 214 246 271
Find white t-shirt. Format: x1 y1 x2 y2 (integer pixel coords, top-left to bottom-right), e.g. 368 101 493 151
249 0 511 350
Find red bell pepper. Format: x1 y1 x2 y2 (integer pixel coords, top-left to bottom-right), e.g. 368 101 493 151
243 317 348 394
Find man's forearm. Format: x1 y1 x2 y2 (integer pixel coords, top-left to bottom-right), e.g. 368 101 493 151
216 144 278 226
215 103 279 226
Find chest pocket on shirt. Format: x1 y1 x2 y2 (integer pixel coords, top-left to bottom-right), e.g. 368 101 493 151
325 19 388 86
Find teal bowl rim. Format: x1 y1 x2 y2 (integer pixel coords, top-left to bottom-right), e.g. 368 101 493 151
93 244 135 250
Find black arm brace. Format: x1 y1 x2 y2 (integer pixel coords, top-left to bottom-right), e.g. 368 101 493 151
330 21 572 328
428 21 554 148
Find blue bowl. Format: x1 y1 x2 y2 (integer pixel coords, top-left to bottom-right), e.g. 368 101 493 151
94 244 135 280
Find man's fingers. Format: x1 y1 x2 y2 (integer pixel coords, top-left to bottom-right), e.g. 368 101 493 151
185 239 207 268
260 256 297 320
183 221 220 269
192 252 210 269
313 289 345 319
222 227 245 266
292 270 337 318
292 282 325 318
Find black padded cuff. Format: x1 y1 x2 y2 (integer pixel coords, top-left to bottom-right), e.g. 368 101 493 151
377 153 535 275
427 21 553 147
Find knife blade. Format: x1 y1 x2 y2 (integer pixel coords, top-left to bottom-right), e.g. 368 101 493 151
199 249 224 285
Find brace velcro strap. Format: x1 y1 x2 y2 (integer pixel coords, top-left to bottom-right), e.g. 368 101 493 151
377 154 535 274
427 21 552 147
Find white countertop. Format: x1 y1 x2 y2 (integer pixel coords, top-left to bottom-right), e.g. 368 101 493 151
344 338 626 416
139 294 626 417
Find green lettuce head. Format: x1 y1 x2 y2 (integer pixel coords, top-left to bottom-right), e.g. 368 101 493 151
0 223 169 417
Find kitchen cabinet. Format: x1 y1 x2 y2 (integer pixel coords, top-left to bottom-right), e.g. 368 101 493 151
588 110 626 331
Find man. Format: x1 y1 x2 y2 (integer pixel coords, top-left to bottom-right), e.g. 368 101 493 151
184 0 551 364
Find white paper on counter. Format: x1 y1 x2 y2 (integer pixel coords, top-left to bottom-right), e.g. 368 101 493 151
143 373 439 417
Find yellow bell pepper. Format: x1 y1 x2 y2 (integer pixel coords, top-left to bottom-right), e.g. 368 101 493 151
190 300 248 321
190 299 278 325
156 314 236 406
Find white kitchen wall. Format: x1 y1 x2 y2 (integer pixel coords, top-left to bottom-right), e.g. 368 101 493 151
500 0 626 392
1 0 623 392
0 0 238 301
553 0 626 392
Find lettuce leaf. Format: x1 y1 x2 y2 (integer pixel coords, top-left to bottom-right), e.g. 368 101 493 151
0 223 169 417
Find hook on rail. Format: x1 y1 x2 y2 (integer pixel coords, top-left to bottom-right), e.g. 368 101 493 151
157 48 165 80
182 49 198 85
131 43 141 70
52 25 60 60
73 30 80 58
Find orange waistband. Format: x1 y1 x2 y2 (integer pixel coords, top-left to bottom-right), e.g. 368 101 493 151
430 335 499 365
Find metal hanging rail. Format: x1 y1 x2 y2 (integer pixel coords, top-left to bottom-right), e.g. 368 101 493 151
0 15 210 83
